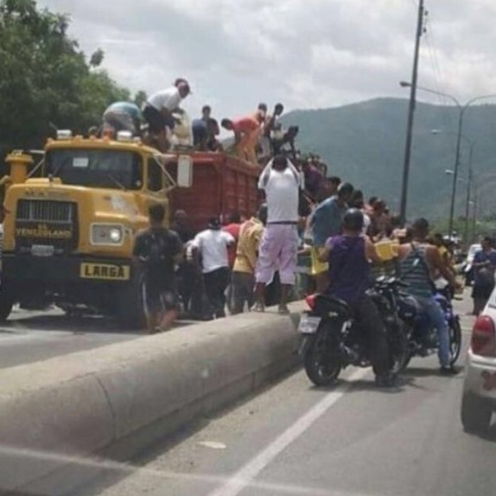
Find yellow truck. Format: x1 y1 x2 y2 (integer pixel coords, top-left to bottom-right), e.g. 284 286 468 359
0 131 193 327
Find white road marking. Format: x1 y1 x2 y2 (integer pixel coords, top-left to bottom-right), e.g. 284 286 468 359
198 441 228 450
0 330 71 345
207 367 370 496
0 328 134 347
0 445 330 496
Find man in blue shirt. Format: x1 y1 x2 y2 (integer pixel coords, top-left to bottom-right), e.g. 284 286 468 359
103 101 143 137
309 183 354 291
472 236 496 315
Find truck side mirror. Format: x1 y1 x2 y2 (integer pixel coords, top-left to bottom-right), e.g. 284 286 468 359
177 155 193 188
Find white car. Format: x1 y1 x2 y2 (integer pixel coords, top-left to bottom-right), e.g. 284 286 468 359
461 291 496 432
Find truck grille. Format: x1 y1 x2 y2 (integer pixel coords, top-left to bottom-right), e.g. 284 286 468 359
15 200 79 255
17 200 74 223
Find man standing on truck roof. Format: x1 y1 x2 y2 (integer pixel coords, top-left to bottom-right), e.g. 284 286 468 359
102 101 143 137
133 204 184 333
253 155 302 315
143 79 191 152
221 115 261 164
272 125 299 161
259 103 284 163
193 218 235 319
192 105 221 151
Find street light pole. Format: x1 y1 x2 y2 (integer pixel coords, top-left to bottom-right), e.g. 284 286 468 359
401 83 496 235
399 0 425 224
464 143 475 246
435 132 475 244
472 186 478 243
448 112 463 237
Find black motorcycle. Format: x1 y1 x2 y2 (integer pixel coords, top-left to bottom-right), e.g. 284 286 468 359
299 277 409 387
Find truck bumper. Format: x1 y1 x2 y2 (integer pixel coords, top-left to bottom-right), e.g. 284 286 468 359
2 253 133 285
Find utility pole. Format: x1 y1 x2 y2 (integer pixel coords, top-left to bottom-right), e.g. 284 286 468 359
399 0 426 224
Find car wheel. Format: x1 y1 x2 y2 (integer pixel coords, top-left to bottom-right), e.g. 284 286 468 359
461 393 493 433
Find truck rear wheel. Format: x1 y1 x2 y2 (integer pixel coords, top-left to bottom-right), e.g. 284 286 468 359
117 270 147 330
0 289 15 322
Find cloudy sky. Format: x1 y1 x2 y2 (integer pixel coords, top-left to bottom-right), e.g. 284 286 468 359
38 0 496 119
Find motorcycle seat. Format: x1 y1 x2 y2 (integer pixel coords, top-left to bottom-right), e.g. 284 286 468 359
314 294 353 318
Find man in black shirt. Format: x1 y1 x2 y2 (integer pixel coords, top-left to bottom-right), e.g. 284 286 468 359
171 209 195 243
170 209 199 316
133 204 184 333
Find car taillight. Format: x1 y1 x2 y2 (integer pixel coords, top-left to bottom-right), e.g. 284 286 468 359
471 315 496 357
305 294 317 310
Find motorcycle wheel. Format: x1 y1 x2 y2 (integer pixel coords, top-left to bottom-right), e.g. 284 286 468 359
401 353 413 371
303 331 341 387
389 322 409 374
449 317 462 365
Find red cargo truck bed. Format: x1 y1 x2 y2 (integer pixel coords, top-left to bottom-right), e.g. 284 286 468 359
167 152 260 233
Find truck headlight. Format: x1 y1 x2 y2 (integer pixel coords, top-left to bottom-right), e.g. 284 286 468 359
91 224 125 246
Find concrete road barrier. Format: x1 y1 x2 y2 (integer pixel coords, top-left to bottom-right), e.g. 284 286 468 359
0 302 304 494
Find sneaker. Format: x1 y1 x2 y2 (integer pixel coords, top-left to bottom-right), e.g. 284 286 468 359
252 302 265 313
439 365 459 376
375 374 396 388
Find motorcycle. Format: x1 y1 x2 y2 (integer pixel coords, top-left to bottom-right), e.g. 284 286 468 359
396 282 462 370
299 277 409 387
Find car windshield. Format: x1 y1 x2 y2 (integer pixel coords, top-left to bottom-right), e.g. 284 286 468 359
45 149 142 190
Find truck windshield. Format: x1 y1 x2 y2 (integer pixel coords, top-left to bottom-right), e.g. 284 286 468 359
45 149 142 190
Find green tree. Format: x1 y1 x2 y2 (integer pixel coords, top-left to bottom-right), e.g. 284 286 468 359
89 48 104 68
0 0 134 159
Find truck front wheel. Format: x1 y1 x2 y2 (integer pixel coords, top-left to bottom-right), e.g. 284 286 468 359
117 270 147 330
0 289 15 322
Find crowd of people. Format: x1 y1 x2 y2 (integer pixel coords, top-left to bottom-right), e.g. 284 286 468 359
122 77 490 388
99 78 302 164
132 145 475 387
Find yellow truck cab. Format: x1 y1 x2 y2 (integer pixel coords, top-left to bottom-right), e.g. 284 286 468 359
0 130 192 327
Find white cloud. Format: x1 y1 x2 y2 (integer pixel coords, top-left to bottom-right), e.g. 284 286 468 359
37 0 496 119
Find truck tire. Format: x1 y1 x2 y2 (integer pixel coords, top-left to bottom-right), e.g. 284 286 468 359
0 290 15 322
117 270 147 330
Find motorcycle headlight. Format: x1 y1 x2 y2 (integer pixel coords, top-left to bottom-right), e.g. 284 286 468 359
91 224 125 246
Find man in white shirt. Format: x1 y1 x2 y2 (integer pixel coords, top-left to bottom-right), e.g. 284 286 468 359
253 155 302 314
143 78 191 152
193 218 235 319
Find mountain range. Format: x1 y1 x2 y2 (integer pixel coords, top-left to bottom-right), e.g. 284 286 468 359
283 98 496 221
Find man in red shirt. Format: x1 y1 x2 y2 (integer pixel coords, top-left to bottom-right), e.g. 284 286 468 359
221 116 260 163
223 212 242 314
223 212 242 268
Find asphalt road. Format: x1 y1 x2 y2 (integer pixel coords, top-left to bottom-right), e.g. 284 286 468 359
0 307 194 370
72 292 496 496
